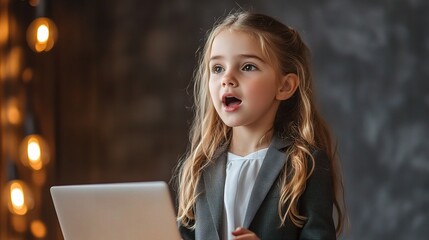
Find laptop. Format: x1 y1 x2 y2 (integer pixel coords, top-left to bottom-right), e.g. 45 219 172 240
50 181 181 240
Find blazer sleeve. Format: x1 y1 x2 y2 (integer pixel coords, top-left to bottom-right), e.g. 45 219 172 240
299 150 336 240
178 220 195 240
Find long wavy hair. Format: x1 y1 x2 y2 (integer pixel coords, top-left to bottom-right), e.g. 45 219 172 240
175 11 345 235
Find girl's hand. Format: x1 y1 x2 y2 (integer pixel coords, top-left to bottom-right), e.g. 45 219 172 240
231 227 260 240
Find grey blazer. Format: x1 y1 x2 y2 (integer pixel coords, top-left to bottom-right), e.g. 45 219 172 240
179 135 336 240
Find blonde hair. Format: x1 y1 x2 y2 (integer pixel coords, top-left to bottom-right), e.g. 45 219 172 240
175 11 345 235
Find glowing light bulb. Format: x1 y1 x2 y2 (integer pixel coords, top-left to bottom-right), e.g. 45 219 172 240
27 137 42 170
27 17 57 52
6 181 33 215
28 138 41 161
36 24 49 43
20 134 49 171
11 183 25 209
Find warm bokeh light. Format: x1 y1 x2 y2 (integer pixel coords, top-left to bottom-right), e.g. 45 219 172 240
36 24 49 43
27 137 43 170
28 138 41 161
27 137 42 170
5 97 22 125
1 46 23 79
0 10 8 45
11 183 25 210
31 220 47 238
20 134 50 171
6 180 34 215
27 17 57 52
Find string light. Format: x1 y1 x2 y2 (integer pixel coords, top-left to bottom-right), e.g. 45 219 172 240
6 180 34 216
4 97 22 125
26 17 57 52
31 220 47 238
1 0 55 238
20 135 50 171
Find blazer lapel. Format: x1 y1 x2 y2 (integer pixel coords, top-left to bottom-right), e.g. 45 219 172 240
203 144 228 239
243 135 290 228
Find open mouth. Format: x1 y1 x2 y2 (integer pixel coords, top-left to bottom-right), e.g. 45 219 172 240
223 96 242 107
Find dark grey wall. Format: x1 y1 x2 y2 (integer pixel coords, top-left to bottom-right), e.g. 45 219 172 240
263 1 429 239
51 0 429 239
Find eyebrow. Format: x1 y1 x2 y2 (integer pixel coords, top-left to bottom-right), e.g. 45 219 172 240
209 54 266 63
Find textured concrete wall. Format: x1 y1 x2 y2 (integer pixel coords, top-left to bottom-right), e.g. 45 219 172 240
261 1 429 239
51 0 429 239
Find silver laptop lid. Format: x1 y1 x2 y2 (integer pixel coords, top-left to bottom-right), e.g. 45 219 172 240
51 181 181 240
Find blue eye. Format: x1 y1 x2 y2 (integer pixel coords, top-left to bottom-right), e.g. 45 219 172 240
212 65 224 74
242 64 257 71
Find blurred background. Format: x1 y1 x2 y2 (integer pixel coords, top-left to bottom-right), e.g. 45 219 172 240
0 0 428 239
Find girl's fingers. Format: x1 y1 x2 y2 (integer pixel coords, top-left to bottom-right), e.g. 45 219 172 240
232 227 249 235
231 227 260 240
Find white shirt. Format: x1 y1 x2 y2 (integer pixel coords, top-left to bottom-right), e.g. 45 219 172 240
223 148 268 240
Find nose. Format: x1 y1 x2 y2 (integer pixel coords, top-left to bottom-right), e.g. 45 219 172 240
221 72 238 87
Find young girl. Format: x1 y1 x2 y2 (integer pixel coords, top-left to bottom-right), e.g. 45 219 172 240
176 11 345 240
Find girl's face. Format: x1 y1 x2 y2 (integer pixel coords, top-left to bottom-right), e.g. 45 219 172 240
208 29 282 130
